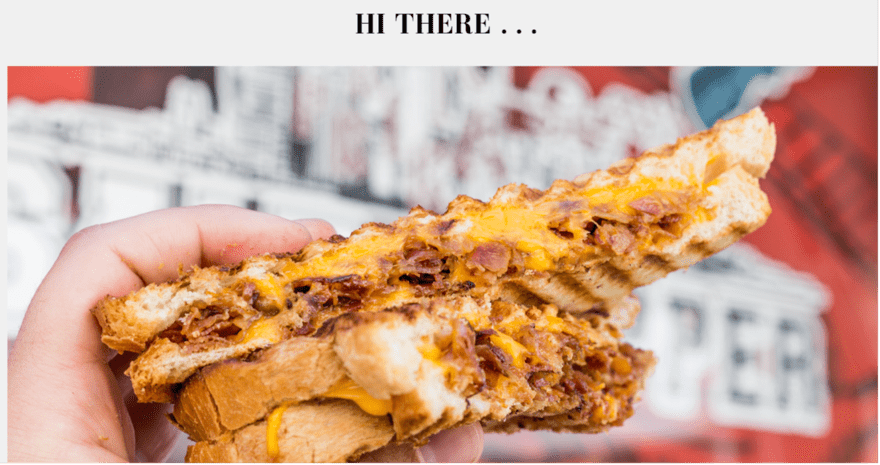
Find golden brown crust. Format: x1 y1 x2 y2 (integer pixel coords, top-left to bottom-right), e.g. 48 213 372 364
172 337 348 439
185 400 395 463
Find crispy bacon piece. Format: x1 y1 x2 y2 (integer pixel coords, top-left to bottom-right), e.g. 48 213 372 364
160 305 257 354
476 344 516 376
398 248 445 275
628 191 690 221
467 243 511 273
595 223 636 255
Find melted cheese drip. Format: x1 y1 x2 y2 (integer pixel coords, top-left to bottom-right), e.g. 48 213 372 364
264 379 392 458
266 401 292 460
322 378 393 416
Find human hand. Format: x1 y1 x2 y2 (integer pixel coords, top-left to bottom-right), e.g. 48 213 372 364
8 205 484 462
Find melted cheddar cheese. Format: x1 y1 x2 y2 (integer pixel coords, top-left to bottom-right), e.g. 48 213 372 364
448 260 491 289
515 240 553 271
490 333 529 369
251 275 286 304
419 343 442 362
466 205 571 272
266 401 292 460
322 378 393 416
280 233 406 282
236 318 283 345
263 174 705 304
582 177 689 212
223 171 712 359
372 286 417 309
264 379 391 460
537 314 566 333
419 343 459 381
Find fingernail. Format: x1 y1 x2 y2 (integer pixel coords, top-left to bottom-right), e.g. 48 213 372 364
416 424 484 463
294 219 337 241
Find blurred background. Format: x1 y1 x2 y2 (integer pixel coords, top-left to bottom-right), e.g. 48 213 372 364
6 66 877 462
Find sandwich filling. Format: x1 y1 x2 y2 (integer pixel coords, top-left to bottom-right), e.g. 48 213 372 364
153 175 707 359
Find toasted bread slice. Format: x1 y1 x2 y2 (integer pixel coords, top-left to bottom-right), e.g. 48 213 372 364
171 297 655 462
183 399 395 463
93 108 773 403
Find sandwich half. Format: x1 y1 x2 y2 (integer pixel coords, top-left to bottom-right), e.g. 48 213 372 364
174 297 656 462
92 107 775 462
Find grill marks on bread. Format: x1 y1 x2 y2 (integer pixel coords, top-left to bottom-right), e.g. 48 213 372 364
145 202 698 356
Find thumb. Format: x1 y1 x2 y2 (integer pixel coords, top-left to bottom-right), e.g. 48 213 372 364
355 424 484 463
416 424 484 463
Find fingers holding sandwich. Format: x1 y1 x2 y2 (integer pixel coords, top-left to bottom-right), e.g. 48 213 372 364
90 204 335 286
18 205 334 362
355 424 484 463
8 205 334 462
417 424 485 463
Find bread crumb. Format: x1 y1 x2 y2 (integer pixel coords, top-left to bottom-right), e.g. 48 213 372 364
120 257 137 274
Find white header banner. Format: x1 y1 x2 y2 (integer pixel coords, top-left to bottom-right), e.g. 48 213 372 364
3 1 877 66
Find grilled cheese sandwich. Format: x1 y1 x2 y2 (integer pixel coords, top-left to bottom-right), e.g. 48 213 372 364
92 108 775 462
